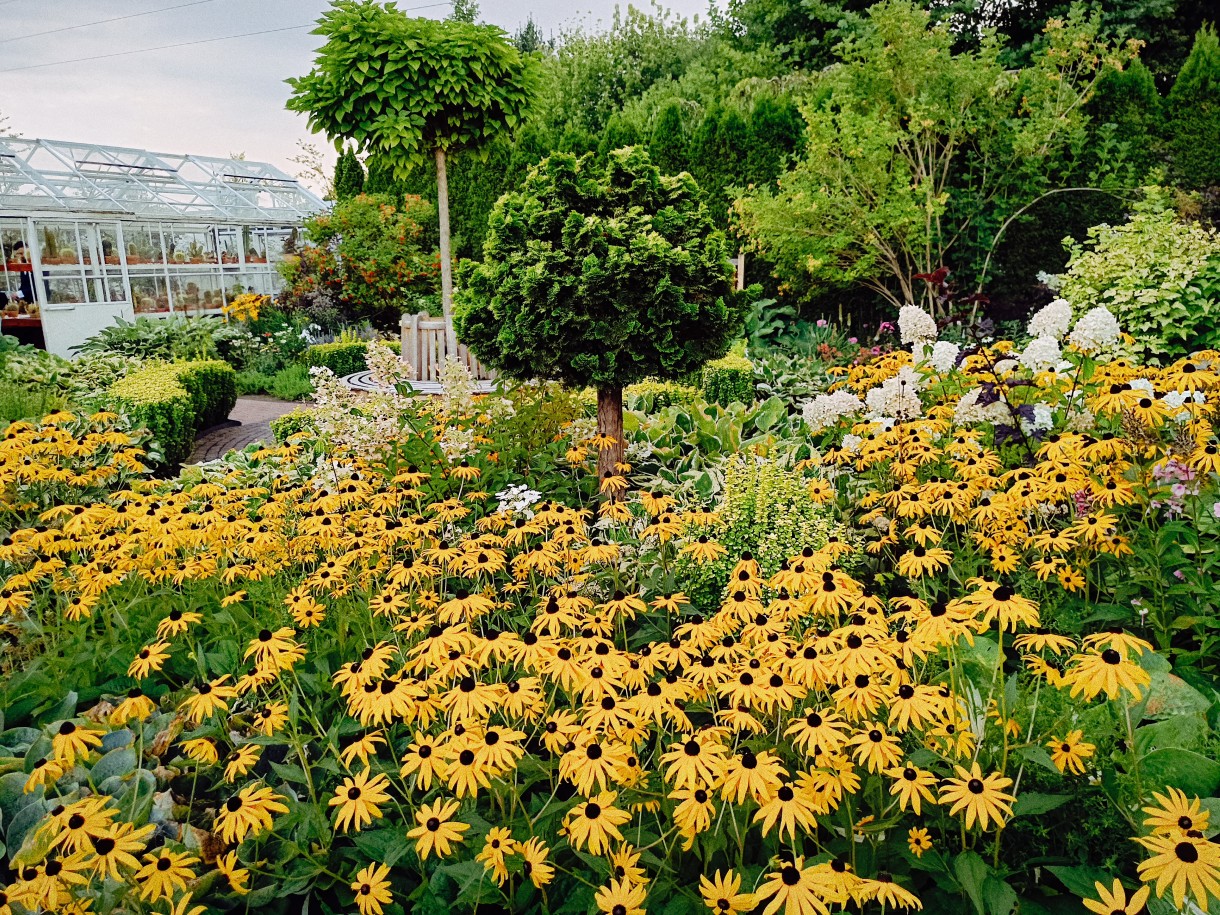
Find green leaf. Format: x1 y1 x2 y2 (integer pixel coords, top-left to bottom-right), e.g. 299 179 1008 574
1017 746 1061 775
954 851 990 915
1045 864 1115 899
1012 792 1071 817
352 828 410 867
982 875 1018 915
750 395 786 432
1139 747 1220 796
89 747 137 786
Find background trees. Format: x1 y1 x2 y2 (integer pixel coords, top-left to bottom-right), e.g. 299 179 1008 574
455 147 742 483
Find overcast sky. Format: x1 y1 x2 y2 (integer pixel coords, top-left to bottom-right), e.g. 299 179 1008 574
0 0 710 193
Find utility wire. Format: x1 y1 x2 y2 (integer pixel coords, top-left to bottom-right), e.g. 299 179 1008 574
0 1 453 73
0 0 223 45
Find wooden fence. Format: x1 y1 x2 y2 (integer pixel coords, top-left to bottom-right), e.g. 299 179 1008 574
399 312 495 382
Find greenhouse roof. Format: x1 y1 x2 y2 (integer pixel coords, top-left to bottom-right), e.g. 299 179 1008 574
0 137 326 224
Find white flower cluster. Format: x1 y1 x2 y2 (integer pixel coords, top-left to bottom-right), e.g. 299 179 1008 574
438 424 478 462
953 388 1011 426
1163 389 1207 421
1019 403 1055 437
367 339 411 390
898 306 937 345
1026 299 1073 340
1019 336 1062 373
439 357 478 417
307 365 416 452
801 390 864 432
495 483 542 517
1068 306 1121 353
926 340 961 373
865 365 923 421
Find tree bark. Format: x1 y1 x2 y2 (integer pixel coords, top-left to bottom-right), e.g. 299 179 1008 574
435 146 458 356
597 386 625 500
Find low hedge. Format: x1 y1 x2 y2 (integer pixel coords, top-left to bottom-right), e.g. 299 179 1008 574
307 339 402 376
105 360 237 466
701 354 755 407
270 408 317 443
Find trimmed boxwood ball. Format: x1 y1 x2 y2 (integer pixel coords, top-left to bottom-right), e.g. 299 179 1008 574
455 145 744 486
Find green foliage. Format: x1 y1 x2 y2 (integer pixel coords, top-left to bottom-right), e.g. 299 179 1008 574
332 146 366 200
0 381 64 425
678 455 851 610
701 353 755 407
648 100 689 175
624 379 702 413
105 361 237 466
307 340 370 376
1089 60 1162 181
734 1 1136 312
286 2 539 175
1165 25 1220 189
455 146 742 391
1059 189 1220 357
281 194 439 329
270 408 318 443
73 315 223 361
235 369 275 396
269 364 315 402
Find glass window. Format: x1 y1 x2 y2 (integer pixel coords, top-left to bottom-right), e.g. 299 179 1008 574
37 223 81 267
243 227 268 264
171 272 225 315
47 276 86 305
99 225 122 266
1 219 33 311
124 224 165 265
130 273 171 314
165 225 216 266
263 227 295 264
216 227 243 264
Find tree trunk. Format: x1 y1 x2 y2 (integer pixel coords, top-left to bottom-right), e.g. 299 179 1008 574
435 146 458 356
597 386 625 500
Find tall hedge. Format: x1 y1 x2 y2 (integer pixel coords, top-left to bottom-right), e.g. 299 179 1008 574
1165 25 1220 189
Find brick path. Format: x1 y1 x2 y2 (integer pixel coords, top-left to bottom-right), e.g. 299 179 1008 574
187 396 301 464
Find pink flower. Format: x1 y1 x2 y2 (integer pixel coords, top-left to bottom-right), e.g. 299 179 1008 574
816 319 828 328
847 337 858 344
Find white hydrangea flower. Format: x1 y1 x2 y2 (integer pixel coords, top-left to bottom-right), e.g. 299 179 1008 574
928 341 961 374
1068 306 1121 353
865 366 923 421
898 306 938 345
992 359 1019 376
841 433 863 452
1026 298 1073 340
801 390 864 432
1019 336 1061 373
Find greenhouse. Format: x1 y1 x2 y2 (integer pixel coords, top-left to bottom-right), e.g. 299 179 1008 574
0 137 325 357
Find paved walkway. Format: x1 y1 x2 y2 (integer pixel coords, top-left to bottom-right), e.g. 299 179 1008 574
188 396 301 464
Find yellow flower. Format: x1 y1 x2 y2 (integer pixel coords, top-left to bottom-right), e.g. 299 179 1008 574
938 763 1014 831
907 827 932 858
350 862 393 915
224 744 263 783
214 784 289 844
134 848 198 902
1135 831 1220 912
1082 878 1149 915
329 768 393 833
407 798 469 859
1047 730 1095 775
594 877 647 915
562 792 632 855
51 720 103 767
699 869 756 914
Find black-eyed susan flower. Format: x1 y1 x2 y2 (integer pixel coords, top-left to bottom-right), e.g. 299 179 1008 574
214 784 289 844
907 827 932 858
1082 878 1149 915
594 877 646 915
407 798 469 859
51 720 103 767
350 862 393 915
330 768 393 833
134 848 198 902
699 869 756 914
1135 831 1220 912
563 792 632 855
939 763 1014 831
1048 730 1096 775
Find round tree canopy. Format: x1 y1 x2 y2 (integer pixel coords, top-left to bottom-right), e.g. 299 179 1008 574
455 146 741 391
286 1 539 176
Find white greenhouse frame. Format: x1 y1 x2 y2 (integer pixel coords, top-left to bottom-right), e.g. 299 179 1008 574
0 137 326 357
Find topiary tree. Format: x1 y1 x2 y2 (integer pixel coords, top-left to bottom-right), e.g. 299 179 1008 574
455 146 743 488
1164 25 1220 190
332 147 366 200
287 0 539 354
